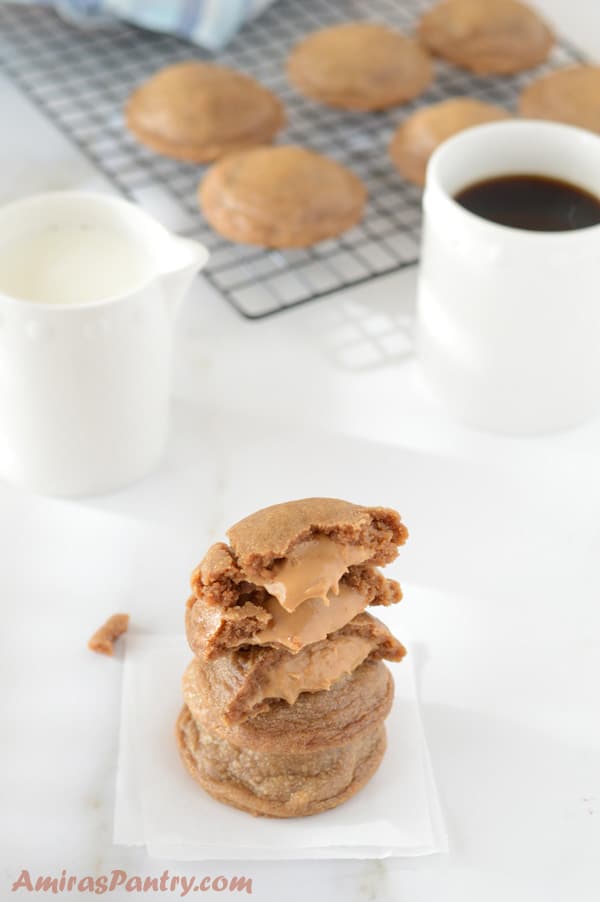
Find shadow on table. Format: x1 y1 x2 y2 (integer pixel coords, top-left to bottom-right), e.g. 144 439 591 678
299 268 417 373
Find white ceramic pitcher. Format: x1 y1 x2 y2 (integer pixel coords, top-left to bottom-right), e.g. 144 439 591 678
0 191 208 496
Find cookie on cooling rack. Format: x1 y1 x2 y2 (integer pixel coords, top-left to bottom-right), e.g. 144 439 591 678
198 146 366 248
125 61 285 163
389 97 511 186
519 66 600 134
418 0 554 75
287 22 433 111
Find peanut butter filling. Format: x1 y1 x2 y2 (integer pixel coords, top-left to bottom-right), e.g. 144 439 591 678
254 535 369 612
248 583 368 652
255 635 374 706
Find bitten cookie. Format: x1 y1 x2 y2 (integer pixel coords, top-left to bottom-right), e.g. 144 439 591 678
191 497 407 608
390 97 510 186
185 565 401 659
126 61 285 162
418 0 553 75
184 657 395 754
287 22 434 110
519 66 600 134
199 146 366 247
187 497 406 658
183 612 405 723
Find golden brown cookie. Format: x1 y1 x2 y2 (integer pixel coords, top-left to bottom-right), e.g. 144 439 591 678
287 22 434 110
201 498 406 588
227 498 406 568
176 704 387 817
184 612 405 724
418 0 553 75
199 146 366 247
125 61 285 163
186 499 406 660
186 565 401 660
519 66 600 133
390 97 511 186
184 657 394 754
191 497 406 611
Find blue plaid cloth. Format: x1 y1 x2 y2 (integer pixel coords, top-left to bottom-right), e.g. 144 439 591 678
5 0 277 49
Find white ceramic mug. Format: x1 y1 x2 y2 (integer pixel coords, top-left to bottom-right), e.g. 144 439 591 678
416 120 600 434
0 191 208 495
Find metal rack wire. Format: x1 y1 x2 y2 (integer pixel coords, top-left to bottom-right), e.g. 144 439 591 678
0 0 585 318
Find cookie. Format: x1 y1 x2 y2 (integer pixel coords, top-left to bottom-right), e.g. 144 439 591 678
287 22 434 110
194 497 407 601
186 565 401 659
199 146 366 248
418 0 553 75
125 61 285 163
176 705 387 818
519 66 600 134
184 657 394 754
390 97 511 186
191 498 406 637
187 499 406 661
183 612 405 724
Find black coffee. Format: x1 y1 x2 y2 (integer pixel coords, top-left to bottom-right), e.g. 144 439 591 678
454 174 600 232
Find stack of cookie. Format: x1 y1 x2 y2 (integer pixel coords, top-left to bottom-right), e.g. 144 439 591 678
177 498 408 818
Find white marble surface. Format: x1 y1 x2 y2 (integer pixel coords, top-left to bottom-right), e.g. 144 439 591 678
1 3 600 900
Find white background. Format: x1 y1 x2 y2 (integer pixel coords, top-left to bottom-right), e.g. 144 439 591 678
1 2 599 901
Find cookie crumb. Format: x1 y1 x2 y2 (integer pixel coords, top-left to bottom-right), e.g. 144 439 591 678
88 613 130 656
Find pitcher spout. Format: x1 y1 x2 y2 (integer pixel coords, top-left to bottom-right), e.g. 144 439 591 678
159 237 209 319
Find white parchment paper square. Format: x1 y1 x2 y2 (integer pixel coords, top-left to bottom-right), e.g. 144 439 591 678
114 635 447 860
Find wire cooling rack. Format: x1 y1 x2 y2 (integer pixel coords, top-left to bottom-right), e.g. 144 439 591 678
0 1 585 318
